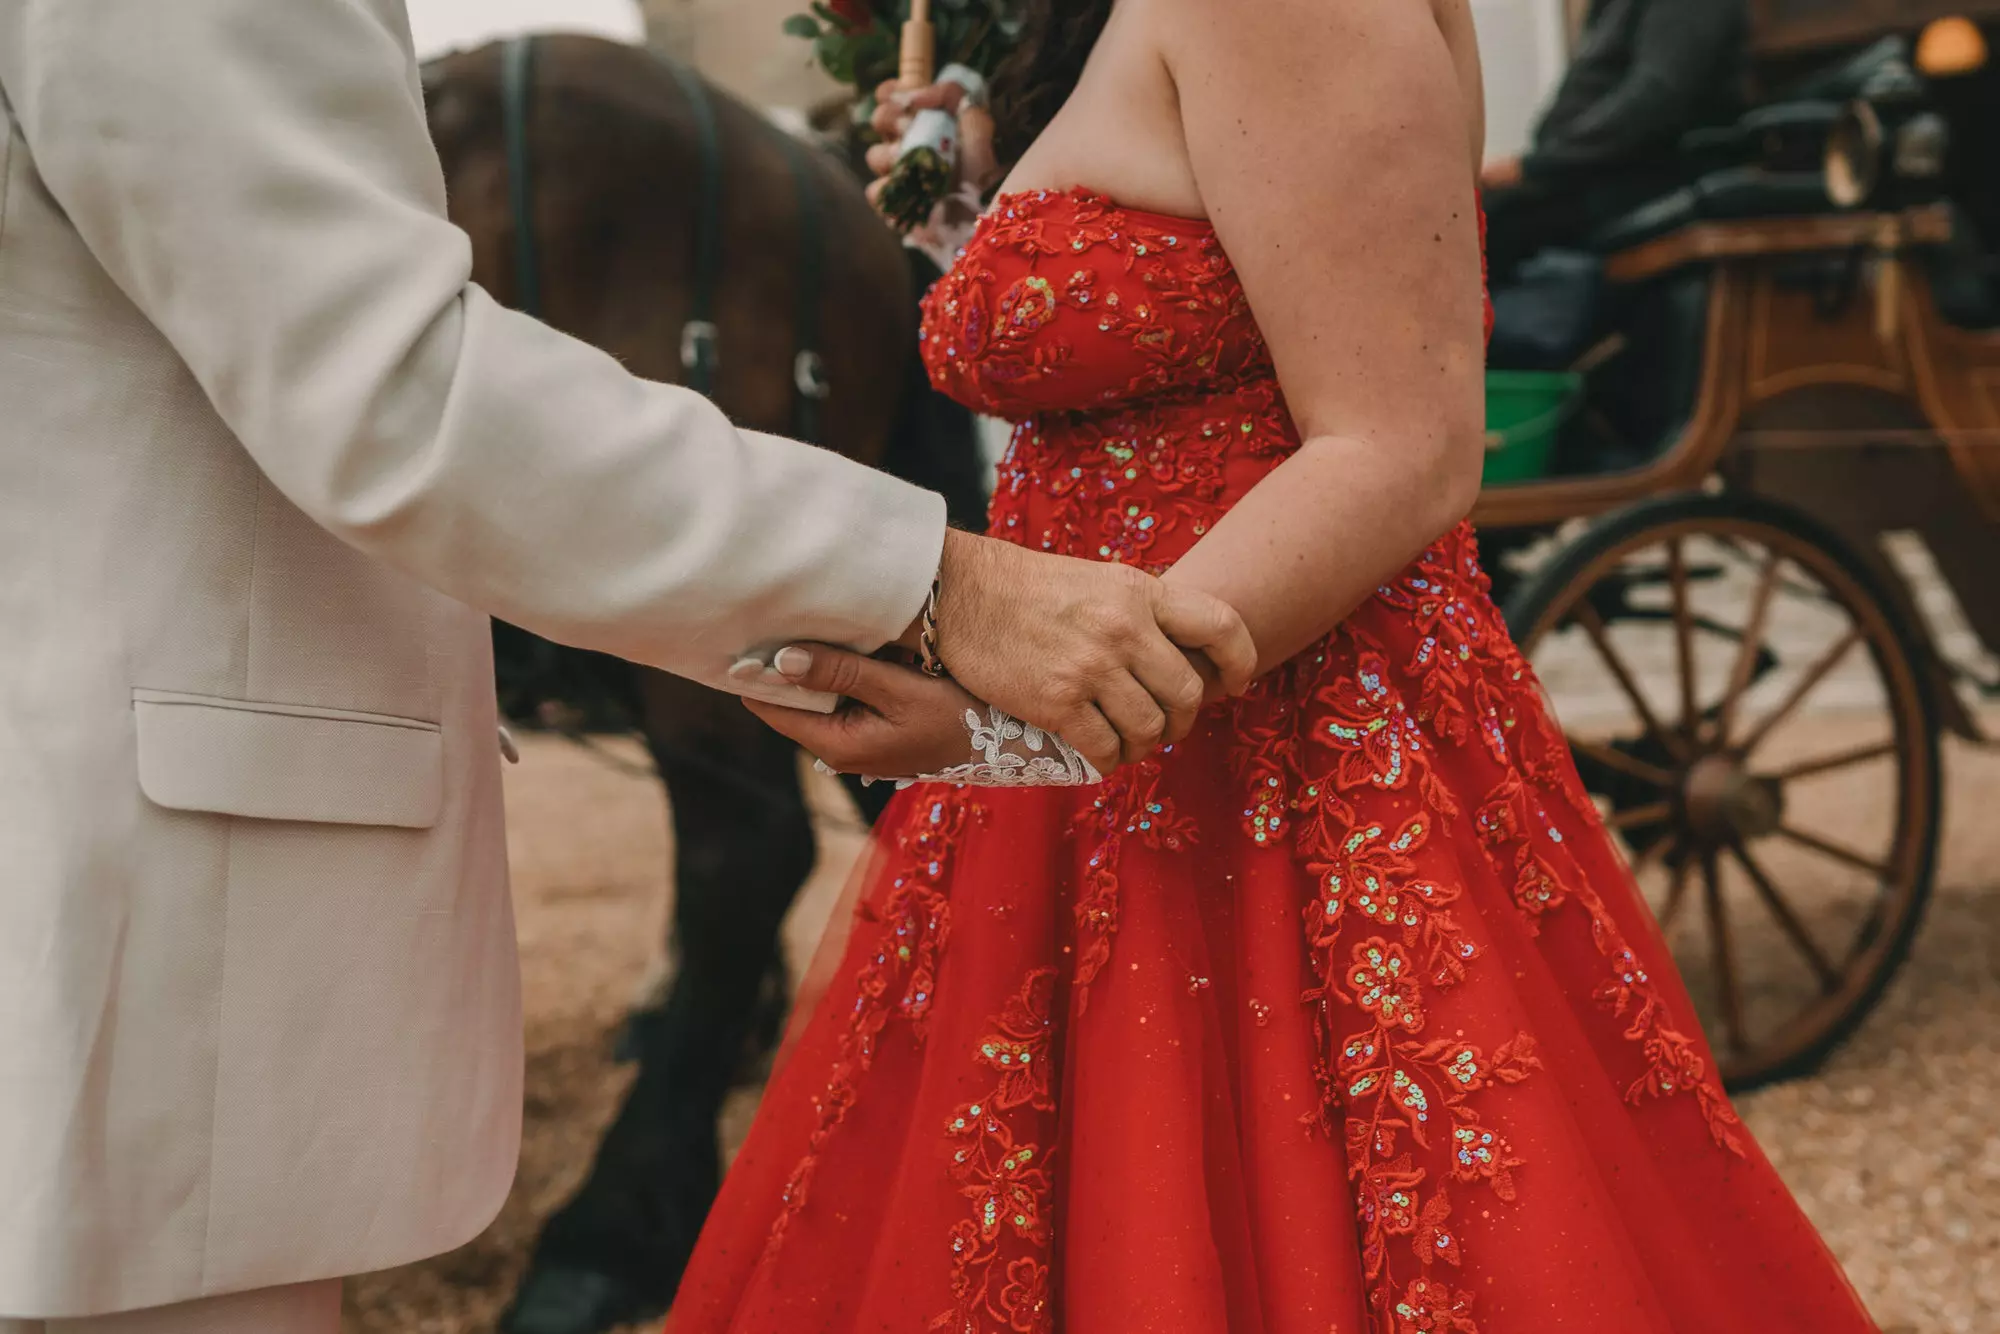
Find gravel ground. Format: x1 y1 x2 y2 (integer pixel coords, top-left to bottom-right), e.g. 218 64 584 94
342 724 2000 1334
1731 721 2000 1334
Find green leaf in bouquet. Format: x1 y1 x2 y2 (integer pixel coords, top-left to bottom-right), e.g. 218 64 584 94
814 29 856 81
781 14 822 39
849 29 898 86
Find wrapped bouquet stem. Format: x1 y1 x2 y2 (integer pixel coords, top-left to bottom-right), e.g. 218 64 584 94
877 60 989 233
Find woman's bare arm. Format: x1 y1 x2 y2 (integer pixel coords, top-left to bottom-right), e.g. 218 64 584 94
1157 0 1488 678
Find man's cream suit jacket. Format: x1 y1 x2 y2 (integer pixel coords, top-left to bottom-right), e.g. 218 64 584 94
0 0 945 1316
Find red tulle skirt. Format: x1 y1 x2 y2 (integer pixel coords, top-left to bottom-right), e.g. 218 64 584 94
668 526 1877 1334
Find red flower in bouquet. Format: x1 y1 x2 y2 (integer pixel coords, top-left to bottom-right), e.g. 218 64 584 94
825 0 874 29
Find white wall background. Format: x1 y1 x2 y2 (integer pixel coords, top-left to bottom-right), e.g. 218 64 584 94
1471 0 1574 160
406 0 645 61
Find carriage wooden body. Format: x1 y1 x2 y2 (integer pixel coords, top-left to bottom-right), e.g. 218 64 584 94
1471 12 2000 1090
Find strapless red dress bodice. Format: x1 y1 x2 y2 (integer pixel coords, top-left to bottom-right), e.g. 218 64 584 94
923 189 1273 419
669 187 1877 1334
923 188 1306 572
920 187 1493 577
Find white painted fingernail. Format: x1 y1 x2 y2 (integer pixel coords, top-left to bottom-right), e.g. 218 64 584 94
729 656 766 681
774 646 814 679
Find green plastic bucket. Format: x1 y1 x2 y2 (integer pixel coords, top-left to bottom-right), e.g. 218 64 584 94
1483 370 1582 485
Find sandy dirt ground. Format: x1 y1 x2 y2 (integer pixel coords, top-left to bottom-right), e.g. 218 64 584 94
342 721 2000 1334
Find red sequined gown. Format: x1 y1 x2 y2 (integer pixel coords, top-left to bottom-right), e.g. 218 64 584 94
670 188 1877 1333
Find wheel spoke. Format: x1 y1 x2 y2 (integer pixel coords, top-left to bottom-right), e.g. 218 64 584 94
1701 852 1749 1053
1571 601 1688 761
1714 551 1782 746
1729 842 1841 993
1606 800 1675 831
1766 739 1898 783
1658 855 1693 932
1570 736 1678 789
1628 830 1672 874
1667 537 1699 731
1738 625 1864 757
1774 823 1893 879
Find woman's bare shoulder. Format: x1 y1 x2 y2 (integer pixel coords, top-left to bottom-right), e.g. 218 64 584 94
1149 0 1485 170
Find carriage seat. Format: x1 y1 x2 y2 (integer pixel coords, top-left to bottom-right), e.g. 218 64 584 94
1773 34 1922 106
1679 103 1844 178
1588 34 1925 258
1587 166 1836 256
1487 163 1827 373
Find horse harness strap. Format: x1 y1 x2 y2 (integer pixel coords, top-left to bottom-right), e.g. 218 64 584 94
779 133 833 443
657 53 725 400
499 37 543 320
498 35 830 442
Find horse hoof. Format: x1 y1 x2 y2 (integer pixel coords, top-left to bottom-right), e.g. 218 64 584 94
500 1265 666 1334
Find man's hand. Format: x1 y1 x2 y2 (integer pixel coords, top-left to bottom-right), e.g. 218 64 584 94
915 532 1257 772
862 76 1002 210
1480 156 1524 190
745 645 985 779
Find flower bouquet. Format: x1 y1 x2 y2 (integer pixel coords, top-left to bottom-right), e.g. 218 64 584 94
783 0 1025 231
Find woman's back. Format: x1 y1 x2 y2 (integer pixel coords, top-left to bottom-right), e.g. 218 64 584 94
996 0 1489 220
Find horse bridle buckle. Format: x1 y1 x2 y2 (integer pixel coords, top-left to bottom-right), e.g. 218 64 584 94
793 349 831 400
680 320 721 374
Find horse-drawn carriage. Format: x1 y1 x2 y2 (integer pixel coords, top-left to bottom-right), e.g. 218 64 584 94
1479 3 2000 1090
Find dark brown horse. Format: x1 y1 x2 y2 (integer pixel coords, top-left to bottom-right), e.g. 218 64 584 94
423 34 986 1334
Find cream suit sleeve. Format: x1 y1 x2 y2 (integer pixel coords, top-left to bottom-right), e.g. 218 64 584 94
0 0 945 695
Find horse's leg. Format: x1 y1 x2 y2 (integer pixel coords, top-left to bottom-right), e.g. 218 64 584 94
506 671 815 1334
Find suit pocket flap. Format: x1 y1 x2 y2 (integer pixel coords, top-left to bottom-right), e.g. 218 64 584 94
133 690 443 829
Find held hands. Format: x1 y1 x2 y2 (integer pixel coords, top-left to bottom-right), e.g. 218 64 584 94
925 533 1254 770
749 532 1257 780
744 646 989 780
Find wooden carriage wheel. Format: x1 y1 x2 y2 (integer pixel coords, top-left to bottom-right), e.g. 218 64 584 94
1502 492 1942 1091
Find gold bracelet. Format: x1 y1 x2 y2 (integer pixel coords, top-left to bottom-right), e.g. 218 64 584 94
918 577 946 678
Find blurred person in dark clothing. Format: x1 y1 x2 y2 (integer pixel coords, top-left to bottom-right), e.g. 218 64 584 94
1484 0 1748 282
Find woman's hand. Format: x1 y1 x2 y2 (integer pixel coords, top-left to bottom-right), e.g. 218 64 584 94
743 645 987 780
863 76 1002 208
921 533 1257 770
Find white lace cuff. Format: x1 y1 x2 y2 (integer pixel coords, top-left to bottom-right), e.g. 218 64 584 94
814 705 1103 790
